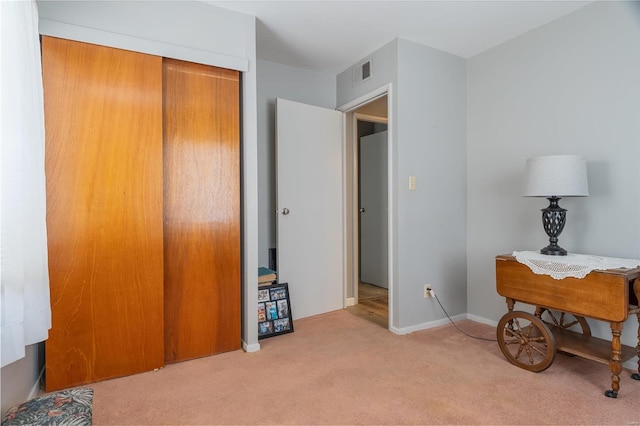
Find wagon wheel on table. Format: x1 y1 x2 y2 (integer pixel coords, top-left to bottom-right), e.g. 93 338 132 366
497 311 556 372
539 308 591 336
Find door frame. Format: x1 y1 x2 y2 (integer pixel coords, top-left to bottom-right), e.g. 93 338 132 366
337 84 394 330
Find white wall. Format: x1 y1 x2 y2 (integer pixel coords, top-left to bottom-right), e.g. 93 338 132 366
256 60 336 267
2 1 258 413
338 39 467 331
467 1 640 347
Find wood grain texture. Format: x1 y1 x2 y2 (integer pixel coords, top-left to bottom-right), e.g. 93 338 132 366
496 255 640 395
495 255 639 322
346 282 388 328
551 325 637 364
43 37 164 391
163 58 241 363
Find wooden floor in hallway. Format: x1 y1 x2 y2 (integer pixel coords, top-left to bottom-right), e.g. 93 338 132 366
346 282 388 328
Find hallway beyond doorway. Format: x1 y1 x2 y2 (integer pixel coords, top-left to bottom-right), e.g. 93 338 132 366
345 282 388 328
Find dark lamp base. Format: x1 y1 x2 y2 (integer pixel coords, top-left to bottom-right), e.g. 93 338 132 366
540 196 568 257
540 245 567 256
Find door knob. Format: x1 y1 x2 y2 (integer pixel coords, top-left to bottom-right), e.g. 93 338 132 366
282 208 290 215
359 207 366 213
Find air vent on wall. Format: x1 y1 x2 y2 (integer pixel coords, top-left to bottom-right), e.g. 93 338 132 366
353 58 372 86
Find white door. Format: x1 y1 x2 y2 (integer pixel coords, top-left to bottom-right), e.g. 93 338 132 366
359 131 388 288
276 98 344 319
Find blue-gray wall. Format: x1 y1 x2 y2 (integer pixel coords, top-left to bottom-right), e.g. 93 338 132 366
396 40 467 329
337 39 467 331
467 1 640 348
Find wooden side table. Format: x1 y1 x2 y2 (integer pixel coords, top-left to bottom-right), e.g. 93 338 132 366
495 254 640 398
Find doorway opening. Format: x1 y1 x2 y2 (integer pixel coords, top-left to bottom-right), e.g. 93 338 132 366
344 95 389 328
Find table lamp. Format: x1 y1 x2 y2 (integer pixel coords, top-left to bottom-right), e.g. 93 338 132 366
522 155 589 256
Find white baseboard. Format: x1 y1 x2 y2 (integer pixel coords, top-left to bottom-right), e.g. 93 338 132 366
345 297 355 307
393 313 468 335
242 341 261 353
466 313 498 327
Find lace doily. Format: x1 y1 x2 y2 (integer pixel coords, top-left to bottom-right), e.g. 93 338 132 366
512 251 640 280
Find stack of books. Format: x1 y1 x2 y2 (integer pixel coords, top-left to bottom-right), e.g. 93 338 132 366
258 267 277 286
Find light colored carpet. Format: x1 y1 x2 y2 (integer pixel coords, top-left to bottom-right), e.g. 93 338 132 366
90 310 640 425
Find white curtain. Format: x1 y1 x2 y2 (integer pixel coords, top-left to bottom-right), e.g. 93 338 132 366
0 0 52 368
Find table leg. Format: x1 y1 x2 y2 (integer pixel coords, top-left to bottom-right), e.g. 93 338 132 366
605 322 624 398
634 280 640 381
633 311 640 381
506 297 515 313
534 306 544 318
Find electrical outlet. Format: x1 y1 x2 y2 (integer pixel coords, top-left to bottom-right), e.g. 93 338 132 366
424 284 434 298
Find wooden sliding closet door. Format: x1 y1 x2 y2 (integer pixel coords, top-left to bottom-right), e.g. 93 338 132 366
163 59 241 362
43 37 164 391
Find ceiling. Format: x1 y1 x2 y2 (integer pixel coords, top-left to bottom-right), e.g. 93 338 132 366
208 1 593 74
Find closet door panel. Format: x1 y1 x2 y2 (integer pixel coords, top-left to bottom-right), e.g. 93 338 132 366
163 59 241 362
43 37 164 391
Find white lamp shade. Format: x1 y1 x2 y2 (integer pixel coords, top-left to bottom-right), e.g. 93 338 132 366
522 155 589 197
